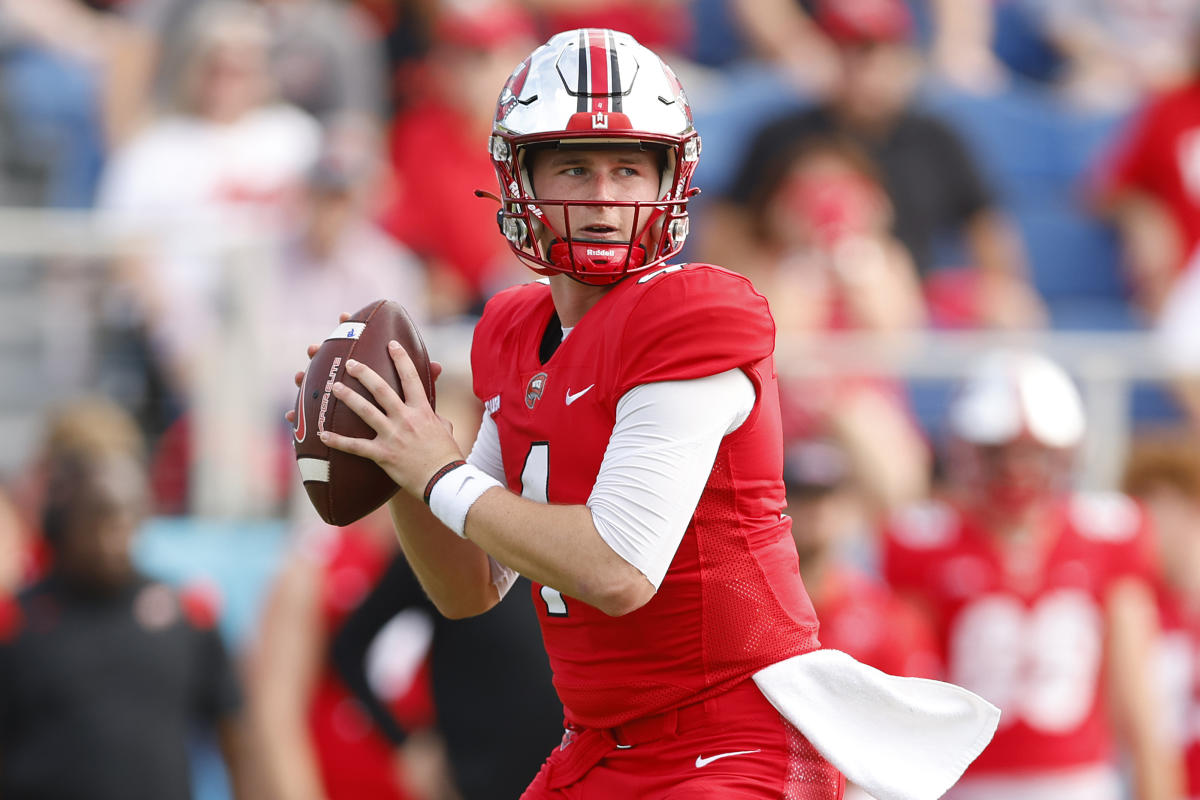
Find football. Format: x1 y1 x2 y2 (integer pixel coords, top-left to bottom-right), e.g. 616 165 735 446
293 300 435 526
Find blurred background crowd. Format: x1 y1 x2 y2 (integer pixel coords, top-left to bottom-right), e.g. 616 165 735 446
3 0 1200 798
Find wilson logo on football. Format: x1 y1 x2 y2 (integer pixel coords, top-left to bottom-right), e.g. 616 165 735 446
526 372 548 409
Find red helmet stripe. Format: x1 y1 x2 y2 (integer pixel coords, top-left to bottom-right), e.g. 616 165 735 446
588 28 609 115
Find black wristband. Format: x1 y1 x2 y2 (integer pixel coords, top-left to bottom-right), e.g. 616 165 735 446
423 459 467 505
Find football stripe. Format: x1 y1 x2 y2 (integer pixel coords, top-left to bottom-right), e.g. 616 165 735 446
325 321 367 341
298 458 330 482
588 28 609 114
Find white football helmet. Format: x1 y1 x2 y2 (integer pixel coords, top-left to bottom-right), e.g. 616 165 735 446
949 350 1086 449
947 350 1086 509
489 28 700 284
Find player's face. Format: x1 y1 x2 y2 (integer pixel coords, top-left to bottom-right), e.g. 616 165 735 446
971 438 1063 512
528 147 661 244
58 460 146 593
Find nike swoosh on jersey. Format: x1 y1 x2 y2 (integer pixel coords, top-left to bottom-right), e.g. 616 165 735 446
565 384 595 405
694 749 761 768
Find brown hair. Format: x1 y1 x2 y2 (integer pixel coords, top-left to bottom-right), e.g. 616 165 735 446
40 396 146 466
1121 429 1200 501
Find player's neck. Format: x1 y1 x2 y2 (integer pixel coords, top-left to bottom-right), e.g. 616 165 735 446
549 274 612 328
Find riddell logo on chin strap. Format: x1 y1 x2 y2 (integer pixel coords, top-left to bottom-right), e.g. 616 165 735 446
586 248 616 257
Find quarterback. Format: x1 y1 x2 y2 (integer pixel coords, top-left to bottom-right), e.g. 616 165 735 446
314 29 996 798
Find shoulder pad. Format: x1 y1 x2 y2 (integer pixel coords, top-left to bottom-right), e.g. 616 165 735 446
888 500 960 549
1068 491 1143 542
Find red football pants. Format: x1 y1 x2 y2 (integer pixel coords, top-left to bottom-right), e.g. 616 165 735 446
520 679 845 799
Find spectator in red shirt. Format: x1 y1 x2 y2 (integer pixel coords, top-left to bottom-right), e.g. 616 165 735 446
377 0 534 319
1092 12 1200 319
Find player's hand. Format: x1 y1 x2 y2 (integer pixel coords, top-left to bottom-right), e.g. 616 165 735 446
318 341 461 496
282 310 442 425
284 360 443 425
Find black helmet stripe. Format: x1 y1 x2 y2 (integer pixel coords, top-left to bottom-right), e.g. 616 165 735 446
576 29 588 112
607 29 622 112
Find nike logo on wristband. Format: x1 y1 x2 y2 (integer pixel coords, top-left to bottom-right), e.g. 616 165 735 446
565 384 595 405
694 749 761 768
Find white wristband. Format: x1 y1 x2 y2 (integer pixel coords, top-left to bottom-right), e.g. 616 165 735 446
428 463 503 538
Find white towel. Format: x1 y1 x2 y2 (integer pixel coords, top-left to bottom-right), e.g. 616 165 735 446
753 649 1000 800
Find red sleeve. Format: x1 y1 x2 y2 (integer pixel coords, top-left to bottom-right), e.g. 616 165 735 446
1093 95 1169 201
1111 500 1158 586
614 265 775 397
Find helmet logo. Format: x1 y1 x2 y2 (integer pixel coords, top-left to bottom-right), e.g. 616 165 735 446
592 110 608 129
526 372 548 409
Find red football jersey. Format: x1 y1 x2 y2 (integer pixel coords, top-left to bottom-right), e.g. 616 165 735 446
882 493 1155 775
1155 585 1200 798
813 565 940 680
471 264 821 729
1097 81 1200 275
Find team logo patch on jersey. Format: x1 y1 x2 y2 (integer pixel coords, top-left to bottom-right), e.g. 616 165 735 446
526 372 548 409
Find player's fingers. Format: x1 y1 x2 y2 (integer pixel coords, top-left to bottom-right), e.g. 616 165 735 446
293 370 306 388
306 343 320 359
342 358 405 416
318 428 373 459
388 341 431 410
285 409 296 425
330 379 391 432
338 311 351 323
430 361 444 382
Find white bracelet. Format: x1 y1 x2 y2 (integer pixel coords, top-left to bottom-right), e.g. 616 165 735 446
428 463 503 538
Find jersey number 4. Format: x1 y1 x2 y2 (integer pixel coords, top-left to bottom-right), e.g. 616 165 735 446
521 442 569 617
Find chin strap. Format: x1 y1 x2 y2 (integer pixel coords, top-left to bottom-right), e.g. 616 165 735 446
547 239 648 284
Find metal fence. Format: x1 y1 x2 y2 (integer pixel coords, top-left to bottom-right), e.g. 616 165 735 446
0 208 1181 516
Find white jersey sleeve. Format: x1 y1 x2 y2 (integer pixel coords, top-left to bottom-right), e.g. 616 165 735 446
587 368 755 589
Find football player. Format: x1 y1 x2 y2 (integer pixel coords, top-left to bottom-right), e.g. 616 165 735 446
305 29 997 798
883 350 1183 800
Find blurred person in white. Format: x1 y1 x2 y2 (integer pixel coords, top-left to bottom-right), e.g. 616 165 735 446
705 0 1046 331
97 0 321 397
1123 431 1200 800
262 122 429 423
746 133 931 513
882 350 1183 800
116 0 389 130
